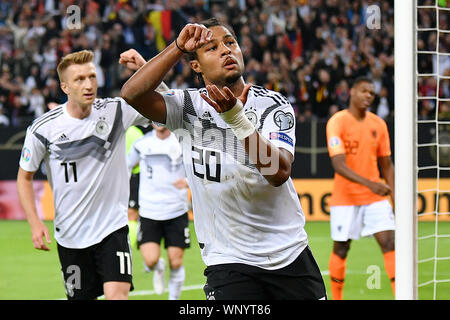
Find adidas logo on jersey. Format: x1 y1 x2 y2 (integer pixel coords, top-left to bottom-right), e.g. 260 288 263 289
201 111 214 122
57 133 69 142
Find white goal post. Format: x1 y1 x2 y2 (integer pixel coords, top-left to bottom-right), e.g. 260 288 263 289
394 0 418 300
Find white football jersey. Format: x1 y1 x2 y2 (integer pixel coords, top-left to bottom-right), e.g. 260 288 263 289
19 97 149 248
127 130 188 220
161 86 308 270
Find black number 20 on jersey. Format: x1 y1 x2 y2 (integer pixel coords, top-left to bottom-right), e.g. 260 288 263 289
191 146 221 182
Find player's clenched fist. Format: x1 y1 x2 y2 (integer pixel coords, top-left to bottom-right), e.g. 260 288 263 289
176 24 213 53
119 49 146 71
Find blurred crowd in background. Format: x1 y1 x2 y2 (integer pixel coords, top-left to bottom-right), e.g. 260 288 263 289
0 0 448 128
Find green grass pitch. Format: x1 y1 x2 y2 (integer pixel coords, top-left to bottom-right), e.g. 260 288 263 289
0 220 449 300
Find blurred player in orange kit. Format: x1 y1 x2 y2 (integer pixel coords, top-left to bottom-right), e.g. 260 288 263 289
326 77 395 300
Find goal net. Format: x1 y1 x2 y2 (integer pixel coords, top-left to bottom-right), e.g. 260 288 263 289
396 0 450 300
415 0 450 300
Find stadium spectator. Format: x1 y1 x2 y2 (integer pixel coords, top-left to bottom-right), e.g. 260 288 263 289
0 103 9 126
17 49 150 300
326 77 395 300
0 0 400 127
27 87 46 119
120 18 327 300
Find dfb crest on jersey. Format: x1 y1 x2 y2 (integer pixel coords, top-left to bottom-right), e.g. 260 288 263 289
245 111 258 126
245 105 258 126
95 117 109 135
273 110 294 131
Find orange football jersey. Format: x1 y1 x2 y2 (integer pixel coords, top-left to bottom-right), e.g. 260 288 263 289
326 109 392 206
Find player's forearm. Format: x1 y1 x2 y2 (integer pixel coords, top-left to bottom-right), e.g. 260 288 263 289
380 158 395 201
121 41 182 103
244 131 292 187
332 157 373 188
17 170 40 226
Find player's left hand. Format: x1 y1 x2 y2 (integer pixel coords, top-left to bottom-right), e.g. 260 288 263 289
200 83 252 113
173 178 188 189
119 49 146 71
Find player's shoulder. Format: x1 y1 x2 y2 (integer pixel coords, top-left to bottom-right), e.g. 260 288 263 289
92 97 123 111
135 130 153 144
250 85 291 107
366 111 387 126
165 87 200 96
29 104 64 134
327 109 348 124
167 87 205 105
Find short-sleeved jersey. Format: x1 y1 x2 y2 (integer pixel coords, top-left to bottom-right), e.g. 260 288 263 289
19 97 149 248
127 130 188 220
160 86 308 270
326 109 392 206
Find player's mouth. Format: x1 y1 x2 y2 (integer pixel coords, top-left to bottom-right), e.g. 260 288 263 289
223 57 238 70
83 93 95 99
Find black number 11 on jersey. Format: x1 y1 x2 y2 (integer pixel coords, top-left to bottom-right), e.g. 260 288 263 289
61 162 78 183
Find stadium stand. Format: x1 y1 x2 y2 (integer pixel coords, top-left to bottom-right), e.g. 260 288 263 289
0 0 401 128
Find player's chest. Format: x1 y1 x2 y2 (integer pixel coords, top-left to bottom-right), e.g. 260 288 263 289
49 111 117 145
139 140 182 163
341 123 380 155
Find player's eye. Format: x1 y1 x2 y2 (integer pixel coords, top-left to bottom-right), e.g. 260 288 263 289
207 45 217 51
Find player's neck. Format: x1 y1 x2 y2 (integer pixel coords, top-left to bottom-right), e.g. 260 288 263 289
66 100 92 119
155 130 170 140
205 77 245 96
348 104 367 121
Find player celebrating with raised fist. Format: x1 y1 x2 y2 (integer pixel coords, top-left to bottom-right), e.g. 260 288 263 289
121 18 326 300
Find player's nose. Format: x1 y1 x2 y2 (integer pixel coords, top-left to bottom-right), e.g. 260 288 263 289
219 42 231 56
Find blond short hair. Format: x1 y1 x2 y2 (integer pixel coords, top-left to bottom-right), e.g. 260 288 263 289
57 50 94 81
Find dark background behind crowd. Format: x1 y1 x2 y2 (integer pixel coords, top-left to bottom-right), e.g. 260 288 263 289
0 0 448 129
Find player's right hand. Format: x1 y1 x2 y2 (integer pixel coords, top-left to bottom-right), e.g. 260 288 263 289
369 181 392 197
30 220 51 251
119 49 146 71
176 24 213 53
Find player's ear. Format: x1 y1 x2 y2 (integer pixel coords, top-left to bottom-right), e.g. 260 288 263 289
349 87 355 97
189 60 202 74
60 81 69 95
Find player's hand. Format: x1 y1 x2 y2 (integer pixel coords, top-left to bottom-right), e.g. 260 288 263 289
119 49 146 71
176 24 212 53
30 220 51 251
173 178 188 189
200 83 252 113
368 181 392 197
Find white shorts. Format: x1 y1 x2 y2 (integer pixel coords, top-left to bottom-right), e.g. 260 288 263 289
330 200 395 241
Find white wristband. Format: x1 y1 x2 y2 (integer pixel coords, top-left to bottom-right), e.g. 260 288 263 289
219 99 255 140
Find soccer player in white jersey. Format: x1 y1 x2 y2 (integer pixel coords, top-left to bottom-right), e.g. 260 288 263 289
127 123 190 300
16 50 150 300
120 18 327 299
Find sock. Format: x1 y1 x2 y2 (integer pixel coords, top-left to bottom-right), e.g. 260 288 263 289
383 250 395 295
329 252 347 300
168 266 185 300
127 220 138 249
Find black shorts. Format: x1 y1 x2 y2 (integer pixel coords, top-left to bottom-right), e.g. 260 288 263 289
203 246 327 300
57 225 134 300
128 173 140 209
137 213 190 249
